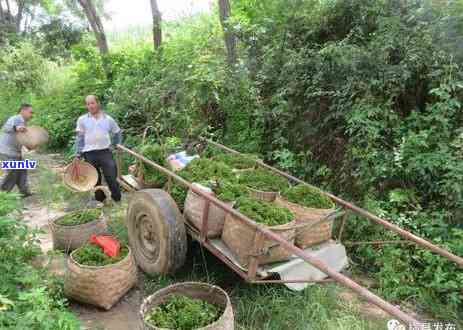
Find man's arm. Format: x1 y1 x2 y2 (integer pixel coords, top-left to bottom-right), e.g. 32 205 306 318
75 118 85 158
3 116 25 133
109 117 122 147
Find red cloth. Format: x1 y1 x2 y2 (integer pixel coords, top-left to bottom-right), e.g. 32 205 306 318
90 234 120 257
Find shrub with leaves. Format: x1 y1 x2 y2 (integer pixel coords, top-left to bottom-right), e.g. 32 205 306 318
282 185 334 209
235 197 294 226
138 143 168 185
144 295 222 330
214 153 258 169
179 158 235 183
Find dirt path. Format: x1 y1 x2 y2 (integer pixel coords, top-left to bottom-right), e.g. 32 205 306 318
22 151 141 330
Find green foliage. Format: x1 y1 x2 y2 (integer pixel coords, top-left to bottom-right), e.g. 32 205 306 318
138 143 168 185
55 208 101 226
238 168 289 192
213 153 258 169
144 295 222 330
235 196 294 226
0 192 20 215
0 193 79 329
213 180 247 203
72 244 129 267
282 185 335 209
180 158 235 183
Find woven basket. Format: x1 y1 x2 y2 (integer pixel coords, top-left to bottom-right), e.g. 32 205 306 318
140 282 234 330
50 214 107 252
221 213 296 267
63 160 98 192
184 184 234 238
248 188 278 202
275 196 335 248
65 247 138 310
16 126 49 150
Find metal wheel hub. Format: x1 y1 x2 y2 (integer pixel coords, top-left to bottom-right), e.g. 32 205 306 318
136 213 160 261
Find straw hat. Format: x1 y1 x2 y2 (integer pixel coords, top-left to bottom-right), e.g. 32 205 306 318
16 126 49 150
63 160 98 192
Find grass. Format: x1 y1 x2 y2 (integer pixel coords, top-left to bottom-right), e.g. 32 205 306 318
238 168 289 192
234 196 295 226
282 184 335 209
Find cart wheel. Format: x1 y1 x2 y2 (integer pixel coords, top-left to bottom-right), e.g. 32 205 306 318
127 189 187 274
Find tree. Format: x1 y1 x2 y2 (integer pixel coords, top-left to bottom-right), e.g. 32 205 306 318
149 0 161 49
218 0 237 67
76 0 108 55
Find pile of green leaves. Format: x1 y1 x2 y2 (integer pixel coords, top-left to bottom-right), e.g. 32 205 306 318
73 244 129 266
55 208 102 226
139 143 168 185
144 295 222 330
214 153 258 170
0 192 80 328
238 168 289 192
235 197 294 226
198 180 247 203
282 185 334 209
179 158 235 183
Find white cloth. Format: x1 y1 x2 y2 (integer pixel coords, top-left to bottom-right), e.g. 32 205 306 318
76 112 121 153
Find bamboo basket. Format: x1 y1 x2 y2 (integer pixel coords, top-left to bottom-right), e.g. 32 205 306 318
63 160 98 192
65 246 138 310
275 195 336 248
221 213 296 267
248 187 279 202
16 126 49 150
140 282 234 330
50 213 107 252
184 184 234 237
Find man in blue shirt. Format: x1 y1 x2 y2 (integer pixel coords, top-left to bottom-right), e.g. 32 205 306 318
75 95 122 202
0 104 33 197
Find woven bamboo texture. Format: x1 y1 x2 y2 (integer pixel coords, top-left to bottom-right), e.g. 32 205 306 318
248 188 278 202
275 196 334 248
184 186 233 237
50 215 107 252
140 282 234 330
16 126 49 150
63 160 98 192
221 213 296 267
65 247 138 310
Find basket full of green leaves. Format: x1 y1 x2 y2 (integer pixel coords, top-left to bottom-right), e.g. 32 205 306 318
184 180 246 237
50 208 107 252
221 197 296 267
238 168 290 202
213 153 259 171
65 242 137 310
140 282 234 330
276 185 336 248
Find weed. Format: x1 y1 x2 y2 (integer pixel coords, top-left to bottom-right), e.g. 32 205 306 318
55 208 102 226
234 197 294 226
238 168 289 192
72 244 129 266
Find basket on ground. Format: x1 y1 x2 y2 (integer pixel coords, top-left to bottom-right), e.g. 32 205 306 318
50 212 107 252
64 246 137 310
140 282 234 330
16 126 49 150
275 196 335 248
63 160 98 192
221 212 296 267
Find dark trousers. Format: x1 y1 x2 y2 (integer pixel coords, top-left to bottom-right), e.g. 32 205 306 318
83 149 121 202
0 154 29 195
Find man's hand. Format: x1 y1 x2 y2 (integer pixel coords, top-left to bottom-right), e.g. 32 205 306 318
71 156 81 181
16 126 27 133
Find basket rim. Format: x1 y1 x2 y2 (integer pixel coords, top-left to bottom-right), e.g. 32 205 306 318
140 281 232 330
69 245 133 270
275 195 336 212
51 212 105 228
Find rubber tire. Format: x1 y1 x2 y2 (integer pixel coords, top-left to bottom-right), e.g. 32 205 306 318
127 189 187 275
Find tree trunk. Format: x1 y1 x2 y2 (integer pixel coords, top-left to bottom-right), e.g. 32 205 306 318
0 1 4 23
77 0 109 55
218 0 237 67
5 0 12 22
15 0 24 32
149 0 162 49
